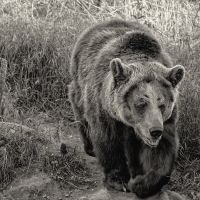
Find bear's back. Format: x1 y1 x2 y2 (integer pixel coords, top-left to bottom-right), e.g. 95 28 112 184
70 19 172 83
70 19 154 78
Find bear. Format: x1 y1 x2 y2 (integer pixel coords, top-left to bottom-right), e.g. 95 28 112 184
68 19 185 198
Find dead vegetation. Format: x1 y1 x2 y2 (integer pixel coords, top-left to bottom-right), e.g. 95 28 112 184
43 146 96 190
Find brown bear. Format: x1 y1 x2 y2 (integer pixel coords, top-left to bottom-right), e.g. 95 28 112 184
68 19 185 198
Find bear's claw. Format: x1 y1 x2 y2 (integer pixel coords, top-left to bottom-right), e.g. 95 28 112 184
105 170 129 192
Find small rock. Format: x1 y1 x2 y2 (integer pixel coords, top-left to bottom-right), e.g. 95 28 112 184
60 143 67 156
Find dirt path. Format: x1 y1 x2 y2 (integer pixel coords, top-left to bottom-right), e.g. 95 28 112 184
0 119 188 200
1 121 104 200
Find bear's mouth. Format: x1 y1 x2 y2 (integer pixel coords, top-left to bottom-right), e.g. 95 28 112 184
143 137 160 147
136 128 160 148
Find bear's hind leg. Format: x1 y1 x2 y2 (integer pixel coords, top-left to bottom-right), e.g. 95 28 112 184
79 120 95 157
68 81 95 157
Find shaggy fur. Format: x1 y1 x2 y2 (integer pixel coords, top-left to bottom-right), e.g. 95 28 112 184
68 19 185 198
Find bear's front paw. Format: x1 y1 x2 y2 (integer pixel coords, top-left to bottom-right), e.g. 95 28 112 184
105 170 129 192
128 175 149 198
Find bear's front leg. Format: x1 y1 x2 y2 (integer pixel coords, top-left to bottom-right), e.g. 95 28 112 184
89 118 130 191
128 171 170 198
128 137 176 198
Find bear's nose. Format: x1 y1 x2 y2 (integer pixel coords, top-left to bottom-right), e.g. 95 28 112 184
149 128 163 138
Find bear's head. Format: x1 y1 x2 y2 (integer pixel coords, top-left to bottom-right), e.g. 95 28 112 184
109 58 185 147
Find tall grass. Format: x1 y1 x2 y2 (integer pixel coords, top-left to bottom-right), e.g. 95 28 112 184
0 0 82 112
0 0 199 196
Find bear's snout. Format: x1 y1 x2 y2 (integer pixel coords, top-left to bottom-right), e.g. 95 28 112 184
149 128 163 139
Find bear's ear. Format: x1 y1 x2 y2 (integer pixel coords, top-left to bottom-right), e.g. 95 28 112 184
110 58 131 85
167 65 185 87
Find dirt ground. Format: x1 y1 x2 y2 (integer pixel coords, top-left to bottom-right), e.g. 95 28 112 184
0 119 103 200
0 115 188 200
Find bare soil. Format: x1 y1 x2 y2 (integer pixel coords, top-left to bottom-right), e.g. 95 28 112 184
0 115 189 200
1 119 103 200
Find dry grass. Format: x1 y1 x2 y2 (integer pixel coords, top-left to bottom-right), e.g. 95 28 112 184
0 132 47 190
0 0 200 197
43 145 95 190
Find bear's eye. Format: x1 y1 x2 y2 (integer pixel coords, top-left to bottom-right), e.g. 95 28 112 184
135 103 147 110
159 104 165 114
